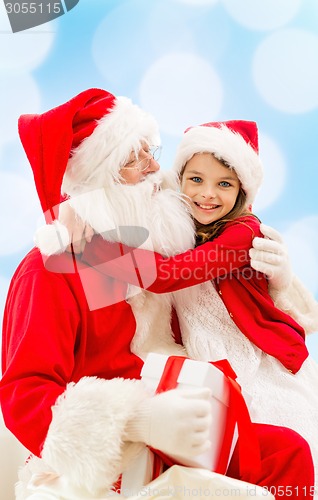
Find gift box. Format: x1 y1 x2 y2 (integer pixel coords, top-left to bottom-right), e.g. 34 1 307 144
141 353 237 472
119 354 260 496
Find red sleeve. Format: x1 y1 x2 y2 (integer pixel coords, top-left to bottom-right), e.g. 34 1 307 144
81 216 262 294
0 268 80 456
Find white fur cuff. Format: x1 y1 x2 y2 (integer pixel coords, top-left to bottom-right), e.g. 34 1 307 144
41 377 148 496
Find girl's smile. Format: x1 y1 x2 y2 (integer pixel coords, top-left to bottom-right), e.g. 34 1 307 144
181 153 241 225
194 202 221 210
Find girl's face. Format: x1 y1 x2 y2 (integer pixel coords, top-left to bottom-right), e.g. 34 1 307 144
181 153 240 225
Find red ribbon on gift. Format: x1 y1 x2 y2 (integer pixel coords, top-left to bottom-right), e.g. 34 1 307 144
150 355 261 482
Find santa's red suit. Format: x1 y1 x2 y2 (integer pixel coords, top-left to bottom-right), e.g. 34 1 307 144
0 90 315 499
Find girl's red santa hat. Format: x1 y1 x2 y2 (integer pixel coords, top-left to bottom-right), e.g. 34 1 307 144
18 88 160 255
173 120 263 206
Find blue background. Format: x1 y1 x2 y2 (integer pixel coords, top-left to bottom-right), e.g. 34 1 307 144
0 0 317 362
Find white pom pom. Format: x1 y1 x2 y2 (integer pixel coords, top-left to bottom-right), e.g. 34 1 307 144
34 220 70 256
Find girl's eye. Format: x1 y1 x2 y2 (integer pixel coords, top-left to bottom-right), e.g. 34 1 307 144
190 177 202 183
219 181 231 187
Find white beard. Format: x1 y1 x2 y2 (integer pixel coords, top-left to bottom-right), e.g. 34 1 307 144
69 171 195 255
69 171 194 360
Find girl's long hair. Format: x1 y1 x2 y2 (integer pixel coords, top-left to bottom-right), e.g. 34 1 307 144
180 155 260 246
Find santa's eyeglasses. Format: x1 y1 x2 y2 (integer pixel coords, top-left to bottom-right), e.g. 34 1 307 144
121 146 162 172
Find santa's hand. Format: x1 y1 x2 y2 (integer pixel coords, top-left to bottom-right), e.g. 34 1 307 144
59 200 94 254
249 223 292 291
125 388 212 459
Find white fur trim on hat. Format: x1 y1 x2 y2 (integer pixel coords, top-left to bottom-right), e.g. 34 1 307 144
34 220 70 256
62 96 160 197
173 125 263 206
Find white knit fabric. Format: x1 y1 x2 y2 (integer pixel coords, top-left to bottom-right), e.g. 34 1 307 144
172 281 318 488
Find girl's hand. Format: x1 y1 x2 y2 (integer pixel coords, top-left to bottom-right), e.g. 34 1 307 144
59 200 94 254
249 223 292 291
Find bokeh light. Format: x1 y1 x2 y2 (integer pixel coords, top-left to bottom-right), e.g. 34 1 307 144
223 0 301 31
139 52 223 136
253 29 318 113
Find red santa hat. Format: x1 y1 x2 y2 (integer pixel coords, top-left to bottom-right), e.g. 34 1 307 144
173 120 263 206
18 88 160 255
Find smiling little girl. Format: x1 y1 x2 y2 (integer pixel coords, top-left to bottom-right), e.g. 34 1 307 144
169 120 318 490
